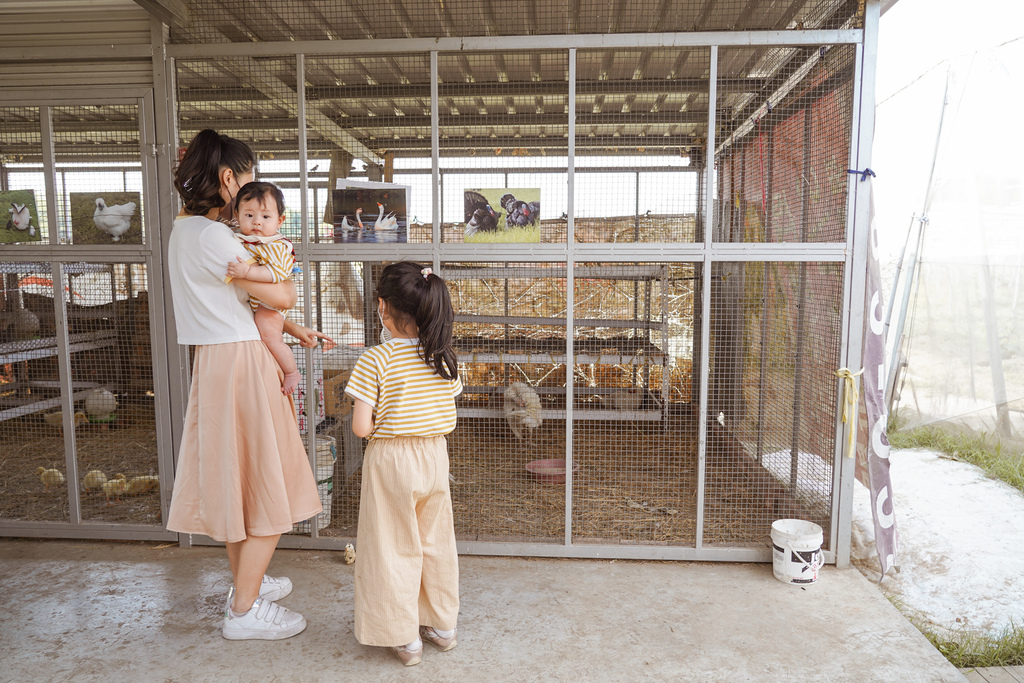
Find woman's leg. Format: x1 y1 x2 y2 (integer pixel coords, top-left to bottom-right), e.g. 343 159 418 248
254 305 300 394
226 534 281 612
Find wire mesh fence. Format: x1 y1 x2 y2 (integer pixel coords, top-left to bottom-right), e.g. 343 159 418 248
2 19 863 554
169 1 863 44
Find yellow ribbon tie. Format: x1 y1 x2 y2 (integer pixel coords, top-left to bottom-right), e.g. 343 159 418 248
836 367 863 458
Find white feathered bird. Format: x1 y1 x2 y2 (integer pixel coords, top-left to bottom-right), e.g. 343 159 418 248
93 198 136 242
7 203 35 237
374 202 398 231
504 382 542 443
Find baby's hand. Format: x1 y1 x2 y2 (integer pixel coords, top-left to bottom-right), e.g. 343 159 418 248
226 256 250 279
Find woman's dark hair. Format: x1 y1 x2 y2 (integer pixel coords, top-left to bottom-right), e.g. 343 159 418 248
235 181 285 216
377 261 458 381
174 129 257 217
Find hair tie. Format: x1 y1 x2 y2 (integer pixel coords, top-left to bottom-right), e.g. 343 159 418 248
421 267 432 279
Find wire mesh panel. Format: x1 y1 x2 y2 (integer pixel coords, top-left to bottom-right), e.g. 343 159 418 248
305 53 433 244
61 263 161 523
0 107 47 245
715 44 856 243
444 262 569 543
0 263 68 522
574 48 707 243
176 57 301 237
52 104 146 246
302 259 376 540
570 262 697 545
438 51 569 244
168 1 861 44
704 261 843 548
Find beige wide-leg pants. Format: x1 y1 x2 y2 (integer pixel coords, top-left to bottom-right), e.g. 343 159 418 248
354 435 460 646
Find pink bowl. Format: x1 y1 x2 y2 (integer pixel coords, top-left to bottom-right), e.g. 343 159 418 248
526 458 579 484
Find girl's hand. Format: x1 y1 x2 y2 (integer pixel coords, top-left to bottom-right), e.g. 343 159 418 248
226 256 250 279
283 319 337 350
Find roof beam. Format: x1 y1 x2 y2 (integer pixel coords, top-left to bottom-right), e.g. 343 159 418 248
133 0 191 28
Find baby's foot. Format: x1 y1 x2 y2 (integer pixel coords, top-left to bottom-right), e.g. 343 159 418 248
282 371 301 395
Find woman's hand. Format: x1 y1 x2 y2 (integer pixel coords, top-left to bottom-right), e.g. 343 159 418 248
283 319 336 350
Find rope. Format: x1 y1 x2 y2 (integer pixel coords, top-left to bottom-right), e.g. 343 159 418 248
846 168 876 182
836 367 864 457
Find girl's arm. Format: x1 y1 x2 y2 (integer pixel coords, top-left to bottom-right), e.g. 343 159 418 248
352 399 374 438
226 257 275 283
231 278 297 311
282 319 336 349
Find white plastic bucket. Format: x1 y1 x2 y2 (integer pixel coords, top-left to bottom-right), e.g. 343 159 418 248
771 519 824 585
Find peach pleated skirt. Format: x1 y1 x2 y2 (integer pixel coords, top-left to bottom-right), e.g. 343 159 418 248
166 340 322 543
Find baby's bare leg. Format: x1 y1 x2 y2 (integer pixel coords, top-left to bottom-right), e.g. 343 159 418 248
254 305 301 394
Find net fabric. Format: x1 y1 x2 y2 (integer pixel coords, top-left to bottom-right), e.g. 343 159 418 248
169 1 862 44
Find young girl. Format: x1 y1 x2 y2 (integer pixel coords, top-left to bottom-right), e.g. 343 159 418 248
344 261 462 667
225 181 301 394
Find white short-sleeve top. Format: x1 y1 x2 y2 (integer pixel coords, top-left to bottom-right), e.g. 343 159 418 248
168 215 261 345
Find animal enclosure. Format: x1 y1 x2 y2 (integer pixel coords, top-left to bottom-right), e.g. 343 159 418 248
0 0 873 561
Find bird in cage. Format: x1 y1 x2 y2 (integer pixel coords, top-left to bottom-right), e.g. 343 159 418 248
102 473 128 505
504 382 543 443
36 467 65 491
82 470 108 492
92 197 136 242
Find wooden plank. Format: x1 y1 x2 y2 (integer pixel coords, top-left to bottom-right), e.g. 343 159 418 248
960 670 987 683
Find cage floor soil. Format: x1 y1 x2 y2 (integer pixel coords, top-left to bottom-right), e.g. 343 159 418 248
0 403 162 525
319 408 818 547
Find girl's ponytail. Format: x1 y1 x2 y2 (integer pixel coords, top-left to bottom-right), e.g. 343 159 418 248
415 271 458 381
376 261 459 381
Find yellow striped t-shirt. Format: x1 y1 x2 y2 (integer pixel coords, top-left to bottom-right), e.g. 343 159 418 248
344 338 462 439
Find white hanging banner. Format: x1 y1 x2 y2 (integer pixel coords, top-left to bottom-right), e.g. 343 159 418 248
861 192 899 579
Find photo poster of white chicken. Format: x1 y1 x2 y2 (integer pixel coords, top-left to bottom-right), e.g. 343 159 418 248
1 190 42 243
331 179 409 244
69 192 142 245
464 188 540 243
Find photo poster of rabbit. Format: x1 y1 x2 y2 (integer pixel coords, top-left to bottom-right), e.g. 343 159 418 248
1 190 42 244
331 179 410 244
69 192 142 245
463 188 540 243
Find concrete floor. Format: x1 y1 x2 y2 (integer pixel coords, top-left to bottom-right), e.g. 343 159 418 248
0 539 965 683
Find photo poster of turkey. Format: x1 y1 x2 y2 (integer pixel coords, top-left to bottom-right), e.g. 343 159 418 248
69 192 142 245
463 188 540 243
331 179 409 244
1 190 42 243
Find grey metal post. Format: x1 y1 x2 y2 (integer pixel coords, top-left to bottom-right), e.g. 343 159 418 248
696 46 718 550
564 47 576 547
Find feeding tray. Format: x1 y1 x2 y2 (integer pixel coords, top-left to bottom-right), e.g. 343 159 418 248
526 458 579 484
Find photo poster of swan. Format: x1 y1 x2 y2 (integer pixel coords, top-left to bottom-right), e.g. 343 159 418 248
0 190 42 243
69 191 142 245
464 188 540 243
331 179 410 244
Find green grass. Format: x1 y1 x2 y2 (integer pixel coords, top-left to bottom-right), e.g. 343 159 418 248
888 424 1024 494
463 224 541 244
914 621 1024 668
885 422 1024 666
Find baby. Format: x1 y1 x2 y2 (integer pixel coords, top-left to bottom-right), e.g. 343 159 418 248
225 181 302 394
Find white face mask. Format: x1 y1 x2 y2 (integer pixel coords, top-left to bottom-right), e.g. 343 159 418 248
377 308 392 344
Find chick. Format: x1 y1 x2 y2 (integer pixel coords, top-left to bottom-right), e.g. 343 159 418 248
83 470 108 491
344 543 356 565
101 473 127 505
36 467 65 491
125 475 159 496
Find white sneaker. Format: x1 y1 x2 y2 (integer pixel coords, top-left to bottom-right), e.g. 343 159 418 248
222 597 306 640
223 575 292 614
259 575 292 602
